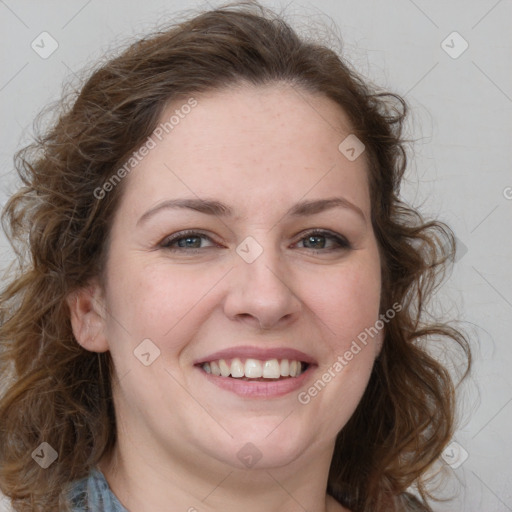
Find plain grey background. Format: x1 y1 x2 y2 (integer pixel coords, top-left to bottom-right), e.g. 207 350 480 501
0 0 511 510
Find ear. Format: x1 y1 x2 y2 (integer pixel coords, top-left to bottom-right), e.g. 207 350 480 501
66 279 109 353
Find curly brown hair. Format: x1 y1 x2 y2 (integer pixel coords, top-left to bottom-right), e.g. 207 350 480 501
0 2 470 511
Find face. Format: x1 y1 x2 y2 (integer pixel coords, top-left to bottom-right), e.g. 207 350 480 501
72 83 383 473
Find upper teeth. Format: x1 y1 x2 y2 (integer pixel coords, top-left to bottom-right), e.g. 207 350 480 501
202 358 305 379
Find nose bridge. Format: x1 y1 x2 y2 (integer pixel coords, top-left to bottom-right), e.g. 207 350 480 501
237 233 290 298
224 233 302 329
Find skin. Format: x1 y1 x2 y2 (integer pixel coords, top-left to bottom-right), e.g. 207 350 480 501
68 83 383 512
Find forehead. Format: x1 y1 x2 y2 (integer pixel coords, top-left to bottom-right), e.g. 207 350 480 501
117 83 370 221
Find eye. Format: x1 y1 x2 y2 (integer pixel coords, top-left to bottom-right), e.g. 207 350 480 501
159 228 351 253
160 230 218 251
294 229 351 252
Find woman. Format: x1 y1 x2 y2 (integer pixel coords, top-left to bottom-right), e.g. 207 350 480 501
0 2 470 511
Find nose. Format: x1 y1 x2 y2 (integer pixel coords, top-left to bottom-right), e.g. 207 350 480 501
222 240 302 331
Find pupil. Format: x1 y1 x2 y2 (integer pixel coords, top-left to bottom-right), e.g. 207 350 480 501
306 235 325 248
179 237 201 248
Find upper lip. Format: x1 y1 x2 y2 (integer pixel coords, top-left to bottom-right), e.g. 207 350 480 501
194 346 317 366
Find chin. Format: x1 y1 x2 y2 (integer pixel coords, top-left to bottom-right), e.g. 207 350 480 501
201 417 314 470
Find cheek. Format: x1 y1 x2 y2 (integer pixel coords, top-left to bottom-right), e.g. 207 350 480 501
103 261 205 341
304 256 382 351
295 257 382 435
103 258 224 353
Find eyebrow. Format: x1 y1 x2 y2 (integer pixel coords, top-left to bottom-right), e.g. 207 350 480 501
137 196 366 226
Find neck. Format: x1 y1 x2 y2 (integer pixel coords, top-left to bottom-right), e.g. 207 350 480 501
99 430 348 512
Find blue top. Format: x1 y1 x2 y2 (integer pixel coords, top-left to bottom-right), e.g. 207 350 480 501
67 467 128 512
66 468 427 511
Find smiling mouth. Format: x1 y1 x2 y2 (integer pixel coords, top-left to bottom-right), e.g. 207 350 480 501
199 358 309 380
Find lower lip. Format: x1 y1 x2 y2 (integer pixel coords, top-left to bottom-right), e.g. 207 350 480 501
198 366 315 398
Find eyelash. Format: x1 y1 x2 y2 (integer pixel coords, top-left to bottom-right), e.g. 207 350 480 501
160 229 351 253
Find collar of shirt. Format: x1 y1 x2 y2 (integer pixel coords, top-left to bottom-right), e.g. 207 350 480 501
67 467 128 512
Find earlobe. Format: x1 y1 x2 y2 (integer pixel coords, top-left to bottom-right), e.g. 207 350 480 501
66 280 109 353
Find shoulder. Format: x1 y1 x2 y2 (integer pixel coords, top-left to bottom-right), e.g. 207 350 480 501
66 468 127 512
399 492 432 512
327 492 431 512
326 494 352 512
